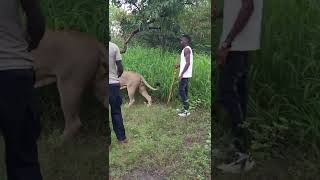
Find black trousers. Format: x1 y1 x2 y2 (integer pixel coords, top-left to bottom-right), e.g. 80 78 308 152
217 51 251 153
0 69 42 180
107 84 126 144
179 78 189 110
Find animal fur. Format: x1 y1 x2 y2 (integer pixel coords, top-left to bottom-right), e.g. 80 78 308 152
119 71 159 107
31 30 108 139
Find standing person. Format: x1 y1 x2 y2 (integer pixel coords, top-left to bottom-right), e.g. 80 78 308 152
0 0 45 179
215 0 263 173
108 36 128 151
175 34 193 117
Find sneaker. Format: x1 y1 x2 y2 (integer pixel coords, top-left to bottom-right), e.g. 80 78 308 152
178 110 190 117
216 152 255 173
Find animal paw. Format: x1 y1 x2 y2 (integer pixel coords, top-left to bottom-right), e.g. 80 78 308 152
62 121 82 140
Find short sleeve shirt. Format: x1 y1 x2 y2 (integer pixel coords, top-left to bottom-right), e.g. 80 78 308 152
0 0 34 70
109 41 122 84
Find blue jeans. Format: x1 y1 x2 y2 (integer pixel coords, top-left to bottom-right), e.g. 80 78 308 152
108 84 126 143
179 78 189 111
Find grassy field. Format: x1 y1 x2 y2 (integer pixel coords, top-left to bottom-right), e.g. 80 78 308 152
109 104 211 179
121 46 211 108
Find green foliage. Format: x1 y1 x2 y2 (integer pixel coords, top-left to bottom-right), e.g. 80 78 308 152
247 0 320 154
178 0 211 53
110 0 211 52
41 0 106 43
110 0 185 34
121 46 211 108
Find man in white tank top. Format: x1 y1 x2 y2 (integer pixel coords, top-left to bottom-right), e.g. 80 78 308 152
175 34 193 117
215 0 263 173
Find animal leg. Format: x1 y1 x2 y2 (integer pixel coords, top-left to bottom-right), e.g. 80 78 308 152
57 79 83 139
139 84 152 107
127 86 136 107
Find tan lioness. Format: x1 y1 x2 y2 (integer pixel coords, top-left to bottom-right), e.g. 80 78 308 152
119 71 159 107
31 30 107 139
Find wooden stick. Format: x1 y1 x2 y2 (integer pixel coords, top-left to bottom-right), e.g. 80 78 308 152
167 55 180 105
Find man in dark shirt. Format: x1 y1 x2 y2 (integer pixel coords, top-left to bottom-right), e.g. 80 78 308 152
0 0 45 179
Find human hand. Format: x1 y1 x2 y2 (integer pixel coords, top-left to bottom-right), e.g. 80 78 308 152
216 47 230 67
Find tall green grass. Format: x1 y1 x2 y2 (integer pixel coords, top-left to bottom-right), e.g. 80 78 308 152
242 0 320 159
41 0 106 42
122 46 211 108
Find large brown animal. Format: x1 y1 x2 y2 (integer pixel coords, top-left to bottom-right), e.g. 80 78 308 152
31 30 107 139
119 71 158 107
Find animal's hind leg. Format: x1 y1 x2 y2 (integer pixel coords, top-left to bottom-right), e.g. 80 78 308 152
57 79 83 139
139 84 152 107
127 86 136 107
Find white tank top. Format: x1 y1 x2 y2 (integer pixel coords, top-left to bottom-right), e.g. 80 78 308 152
179 46 193 78
219 0 263 51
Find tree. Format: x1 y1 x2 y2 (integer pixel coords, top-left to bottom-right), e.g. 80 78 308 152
110 0 204 53
178 0 211 53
